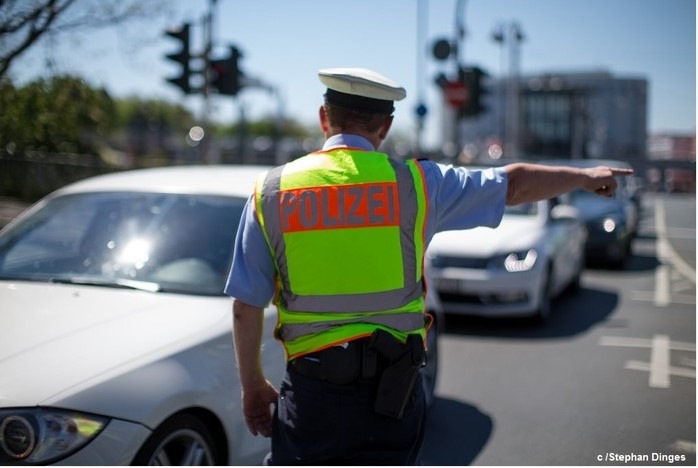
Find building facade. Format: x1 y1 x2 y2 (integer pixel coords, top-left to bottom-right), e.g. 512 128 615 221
456 70 648 163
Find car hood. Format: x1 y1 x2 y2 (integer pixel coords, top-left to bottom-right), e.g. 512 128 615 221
0 281 230 407
428 216 543 258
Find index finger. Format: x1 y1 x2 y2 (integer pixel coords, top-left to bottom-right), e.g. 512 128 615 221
610 167 634 176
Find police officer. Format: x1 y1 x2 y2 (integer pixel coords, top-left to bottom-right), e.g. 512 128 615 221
226 67 632 465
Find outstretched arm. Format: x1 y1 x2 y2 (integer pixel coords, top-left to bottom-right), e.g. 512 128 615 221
504 162 634 206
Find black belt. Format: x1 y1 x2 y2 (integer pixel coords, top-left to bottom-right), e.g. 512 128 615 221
288 331 425 385
289 337 378 384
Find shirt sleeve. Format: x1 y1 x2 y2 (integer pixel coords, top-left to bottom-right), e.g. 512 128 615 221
224 194 276 308
419 160 508 243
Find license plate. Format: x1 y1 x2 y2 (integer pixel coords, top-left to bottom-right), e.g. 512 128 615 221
437 278 463 293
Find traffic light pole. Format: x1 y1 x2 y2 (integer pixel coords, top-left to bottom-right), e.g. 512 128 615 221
505 22 524 160
451 0 467 158
200 0 217 163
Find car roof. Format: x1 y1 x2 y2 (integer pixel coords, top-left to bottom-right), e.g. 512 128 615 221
53 165 272 198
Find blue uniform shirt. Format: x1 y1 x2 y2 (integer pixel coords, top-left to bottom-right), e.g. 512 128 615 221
224 134 508 307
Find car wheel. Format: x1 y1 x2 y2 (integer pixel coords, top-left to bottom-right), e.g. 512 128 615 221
535 266 553 322
421 313 439 408
567 255 584 293
131 413 219 466
617 237 632 269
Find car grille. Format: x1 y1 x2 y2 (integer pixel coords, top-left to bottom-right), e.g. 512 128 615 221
431 255 488 269
438 291 529 305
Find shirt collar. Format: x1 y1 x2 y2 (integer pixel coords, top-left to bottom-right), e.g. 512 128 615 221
322 134 375 151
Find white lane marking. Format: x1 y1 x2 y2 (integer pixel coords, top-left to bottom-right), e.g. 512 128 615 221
599 336 652 348
625 361 697 379
649 334 670 388
655 198 696 284
671 439 697 454
655 264 671 307
631 290 696 304
599 335 696 352
599 335 696 388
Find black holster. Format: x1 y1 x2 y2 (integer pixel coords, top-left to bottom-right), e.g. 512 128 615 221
368 330 425 420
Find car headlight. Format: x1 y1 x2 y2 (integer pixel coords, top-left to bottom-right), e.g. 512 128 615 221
0 408 108 464
602 216 617 233
489 249 538 272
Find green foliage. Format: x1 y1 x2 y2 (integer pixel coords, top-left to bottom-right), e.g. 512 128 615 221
0 75 115 153
0 74 317 161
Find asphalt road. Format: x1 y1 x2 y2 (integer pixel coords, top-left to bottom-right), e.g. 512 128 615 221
0 193 694 465
422 193 696 466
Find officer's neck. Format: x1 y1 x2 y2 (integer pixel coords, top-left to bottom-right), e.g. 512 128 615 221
325 129 383 151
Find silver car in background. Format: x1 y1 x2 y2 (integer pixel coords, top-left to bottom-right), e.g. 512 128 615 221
427 197 587 321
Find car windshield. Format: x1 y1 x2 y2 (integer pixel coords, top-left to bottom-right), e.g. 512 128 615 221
0 192 245 296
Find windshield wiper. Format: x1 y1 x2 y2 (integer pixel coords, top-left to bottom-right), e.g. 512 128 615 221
48 277 161 292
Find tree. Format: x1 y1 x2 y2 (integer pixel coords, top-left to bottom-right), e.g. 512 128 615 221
0 74 115 153
0 0 168 79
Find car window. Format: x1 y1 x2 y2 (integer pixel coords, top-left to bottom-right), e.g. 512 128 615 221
0 192 246 296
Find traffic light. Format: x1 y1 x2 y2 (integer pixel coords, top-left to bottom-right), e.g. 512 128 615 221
458 66 488 118
210 46 244 96
164 23 191 94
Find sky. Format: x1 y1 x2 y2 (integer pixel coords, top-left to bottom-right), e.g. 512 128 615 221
11 0 697 150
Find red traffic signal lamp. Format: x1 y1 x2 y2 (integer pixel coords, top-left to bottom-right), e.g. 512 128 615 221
210 46 244 96
164 23 192 94
458 66 488 118
443 80 470 109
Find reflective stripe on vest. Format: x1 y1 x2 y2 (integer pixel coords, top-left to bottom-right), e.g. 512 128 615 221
255 149 428 353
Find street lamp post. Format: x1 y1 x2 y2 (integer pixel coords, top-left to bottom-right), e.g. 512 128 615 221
451 0 467 154
415 0 428 155
505 21 525 160
491 23 505 151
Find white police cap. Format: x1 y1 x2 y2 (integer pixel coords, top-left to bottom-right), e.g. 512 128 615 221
319 67 406 113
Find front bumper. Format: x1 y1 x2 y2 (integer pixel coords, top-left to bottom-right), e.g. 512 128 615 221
584 229 630 261
430 266 544 317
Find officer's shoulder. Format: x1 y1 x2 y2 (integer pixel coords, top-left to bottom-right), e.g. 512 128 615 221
401 157 431 164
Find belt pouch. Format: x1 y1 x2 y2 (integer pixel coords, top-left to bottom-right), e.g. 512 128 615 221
370 332 425 419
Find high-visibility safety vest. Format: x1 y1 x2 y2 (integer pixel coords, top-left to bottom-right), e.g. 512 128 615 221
254 148 429 360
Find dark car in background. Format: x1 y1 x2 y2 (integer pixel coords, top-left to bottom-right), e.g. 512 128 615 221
545 159 639 268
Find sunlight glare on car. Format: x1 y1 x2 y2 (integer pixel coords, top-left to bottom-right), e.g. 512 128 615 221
116 238 151 270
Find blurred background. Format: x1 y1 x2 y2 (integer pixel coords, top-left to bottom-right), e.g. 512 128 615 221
0 3 695 465
0 0 695 202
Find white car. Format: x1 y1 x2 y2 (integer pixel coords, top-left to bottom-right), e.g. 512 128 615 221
0 165 442 465
426 198 587 321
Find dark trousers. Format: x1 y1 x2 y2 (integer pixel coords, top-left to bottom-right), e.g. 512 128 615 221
266 366 426 465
